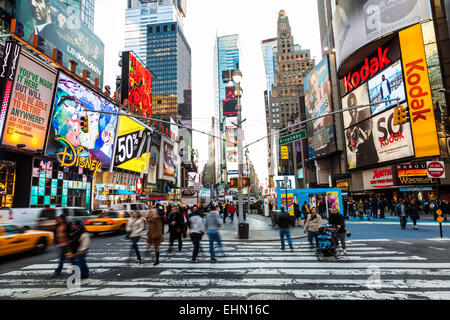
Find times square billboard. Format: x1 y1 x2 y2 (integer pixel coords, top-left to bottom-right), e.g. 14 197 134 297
14 0 105 86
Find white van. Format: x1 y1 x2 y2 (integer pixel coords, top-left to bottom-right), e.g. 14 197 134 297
0 207 93 232
111 203 149 218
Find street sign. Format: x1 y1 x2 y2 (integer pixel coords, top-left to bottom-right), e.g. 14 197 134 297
437 209 443 216
280 146 289 159
427 161 445 178
279 130 306 145
437 216 444 223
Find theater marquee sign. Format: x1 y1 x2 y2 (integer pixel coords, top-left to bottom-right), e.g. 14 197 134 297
394 162 437 186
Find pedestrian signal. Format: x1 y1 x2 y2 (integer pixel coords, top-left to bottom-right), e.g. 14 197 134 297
229 178 239 188
80 116 89 133
242 177 250 187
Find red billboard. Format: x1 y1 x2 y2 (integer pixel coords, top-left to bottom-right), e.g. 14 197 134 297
121 51 153 119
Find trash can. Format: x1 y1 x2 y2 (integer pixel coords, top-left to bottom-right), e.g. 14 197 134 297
238 222 249 239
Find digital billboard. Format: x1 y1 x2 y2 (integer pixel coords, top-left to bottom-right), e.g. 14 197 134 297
304 55 336 159
223 86 237 117
1 52 57 152
121 51 153 118
147 132 161 185
342 82 370 129
368 60 407 115
332 0 431 69
15 0 105 86
46 72 119 169
345 105 414 169
159 137 175 182
114 116 152 173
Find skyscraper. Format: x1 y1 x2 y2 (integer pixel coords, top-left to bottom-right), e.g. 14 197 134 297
268 10 315 186
125 0 191 121
213 34 240 184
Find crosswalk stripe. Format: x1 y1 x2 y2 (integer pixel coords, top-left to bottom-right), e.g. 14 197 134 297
0 239 447 299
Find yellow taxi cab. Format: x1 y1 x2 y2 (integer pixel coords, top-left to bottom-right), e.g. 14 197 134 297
84 210 132 236
0 221 54 257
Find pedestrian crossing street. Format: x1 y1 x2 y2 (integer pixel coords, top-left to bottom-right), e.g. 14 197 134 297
1 238 450 300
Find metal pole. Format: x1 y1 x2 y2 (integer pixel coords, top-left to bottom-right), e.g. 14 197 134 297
237 80 244 223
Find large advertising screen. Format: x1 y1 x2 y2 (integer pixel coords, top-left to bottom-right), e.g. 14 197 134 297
304 55 336 159
121 51 153 118
46 72 119 169
342 82 371 129
345 105 414 169
332 0 431 69
399 24 440 158
114 116 152 173
368 60 407 115
1 52 57 152
223 86 237 117
147 132 161 185
159 137 175 182
15 0 105 86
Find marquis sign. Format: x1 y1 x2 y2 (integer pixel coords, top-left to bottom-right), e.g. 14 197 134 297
55 137 102 174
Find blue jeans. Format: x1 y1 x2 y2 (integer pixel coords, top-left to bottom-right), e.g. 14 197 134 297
72 253 89 278
400 216 407 229
131 236 141 261
54 246 67 276
279 228 293 249
207 231 223 260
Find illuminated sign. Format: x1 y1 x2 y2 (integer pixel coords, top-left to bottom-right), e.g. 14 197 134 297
395 162 436 185
1 52 57 151
0 42 21 142
55 137 102 174
223 86 237 116
120 52 153 118
363 166 394 190
114 116 152 173
399 24 440 158
344 46 391 94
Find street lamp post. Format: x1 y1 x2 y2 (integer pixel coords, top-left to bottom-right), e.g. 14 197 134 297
233 65 248 238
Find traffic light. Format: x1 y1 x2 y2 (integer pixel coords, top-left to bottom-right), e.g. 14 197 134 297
242 177 250 187
80 116 89 133
393 106 408 125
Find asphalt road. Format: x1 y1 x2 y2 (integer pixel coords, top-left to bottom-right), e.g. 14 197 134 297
1 223 450 300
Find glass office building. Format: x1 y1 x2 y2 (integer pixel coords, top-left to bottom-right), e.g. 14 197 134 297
261 37 277 94
213 34 240 183
125 0 191 120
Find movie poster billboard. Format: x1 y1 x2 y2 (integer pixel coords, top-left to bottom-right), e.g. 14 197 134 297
15 0 105 86
1 52 57 152
121 51 153 118
345 105 414 169
368 60 407 115
342 82 371 129
147 132 161 185
159 137 175 182
332 0 431 69
304 55 336 159
114 116 152 173
46 72 119 169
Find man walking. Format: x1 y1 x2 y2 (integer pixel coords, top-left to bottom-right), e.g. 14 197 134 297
228 202 236 223
204 203 224 263
396 200 407 230
276 207 294 251
67 220 90 279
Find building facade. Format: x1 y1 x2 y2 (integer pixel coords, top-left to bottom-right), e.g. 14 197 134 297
213 34 241 186
267 10 315 188
125 0 191 121
324 0 450 205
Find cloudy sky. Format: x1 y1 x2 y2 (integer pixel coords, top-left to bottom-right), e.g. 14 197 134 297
95 0 322 185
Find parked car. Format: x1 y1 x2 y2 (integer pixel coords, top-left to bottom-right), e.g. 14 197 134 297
0 221 54 257
0 207 94 232
84 210 132 236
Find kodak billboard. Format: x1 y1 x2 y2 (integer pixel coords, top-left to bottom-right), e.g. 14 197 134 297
399 24 440 158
